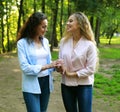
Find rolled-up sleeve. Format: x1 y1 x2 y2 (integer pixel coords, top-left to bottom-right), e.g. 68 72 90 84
17 40 42 75
76 43 97 78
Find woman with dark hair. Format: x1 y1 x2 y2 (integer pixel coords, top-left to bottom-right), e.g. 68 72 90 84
17 12 56 112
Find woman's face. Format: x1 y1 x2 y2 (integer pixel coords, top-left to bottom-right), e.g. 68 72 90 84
66 15 79 32
36 19 48 37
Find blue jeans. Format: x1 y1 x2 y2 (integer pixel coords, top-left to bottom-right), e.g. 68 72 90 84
61 84 93 112
23 75 50 112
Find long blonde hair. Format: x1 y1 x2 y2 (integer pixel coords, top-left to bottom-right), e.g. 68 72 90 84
63 12 99 71
63 12 96 45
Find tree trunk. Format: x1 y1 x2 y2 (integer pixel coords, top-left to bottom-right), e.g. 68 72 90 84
95 17 101 46
6 1 10 52
41 0 45 13
1 13 5 53
17 0 24 34
0 2 5 53
50 0 59 51
68 0 71 17
90 16 94 30
108 26 118 45
34 0 37 12
60 0 63 39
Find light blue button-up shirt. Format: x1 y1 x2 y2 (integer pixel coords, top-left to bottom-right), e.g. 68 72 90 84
17 37 54 94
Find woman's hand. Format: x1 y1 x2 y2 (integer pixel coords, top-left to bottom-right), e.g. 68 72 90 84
65 70 77 77
55 59 65 74
41 61 58 71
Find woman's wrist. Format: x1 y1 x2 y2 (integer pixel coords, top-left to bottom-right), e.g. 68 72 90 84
66 71 77 77
42 64 53 71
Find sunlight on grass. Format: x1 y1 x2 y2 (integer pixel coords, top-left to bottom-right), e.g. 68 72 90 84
100 37 120 44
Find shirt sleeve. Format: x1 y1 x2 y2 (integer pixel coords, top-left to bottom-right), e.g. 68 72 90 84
76 43 98 78
17 40 42 76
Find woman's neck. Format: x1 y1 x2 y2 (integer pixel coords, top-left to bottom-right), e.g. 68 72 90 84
34 36 40 44
72 31 81 42
33 36 43 48
72 31 81 48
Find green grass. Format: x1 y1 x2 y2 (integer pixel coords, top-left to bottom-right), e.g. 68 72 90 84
51 51 58 60
100 36 120 44
94 70 120 96
99 47 120 59
95 47 120 99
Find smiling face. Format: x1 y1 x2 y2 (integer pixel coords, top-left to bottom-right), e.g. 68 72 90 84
36 19 48 37
66 15 80 33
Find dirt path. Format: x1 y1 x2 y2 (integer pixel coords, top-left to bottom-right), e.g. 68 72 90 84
0 54 120 112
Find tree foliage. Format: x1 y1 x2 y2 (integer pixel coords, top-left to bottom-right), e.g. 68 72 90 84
0 0 120 53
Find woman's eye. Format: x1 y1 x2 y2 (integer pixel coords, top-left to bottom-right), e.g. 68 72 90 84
42 26 47 29
69 19 73 23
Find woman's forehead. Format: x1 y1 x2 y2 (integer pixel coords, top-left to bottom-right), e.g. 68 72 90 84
41 19 48 25
68 15 77 20
69 15 75 19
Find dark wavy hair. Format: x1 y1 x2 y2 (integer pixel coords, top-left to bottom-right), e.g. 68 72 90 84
16 12 47 42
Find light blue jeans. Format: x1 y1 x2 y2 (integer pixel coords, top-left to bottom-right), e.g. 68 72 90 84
23 75 50 112
61 84 93 112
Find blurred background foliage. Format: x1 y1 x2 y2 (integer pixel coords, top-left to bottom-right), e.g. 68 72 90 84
0 0 120 53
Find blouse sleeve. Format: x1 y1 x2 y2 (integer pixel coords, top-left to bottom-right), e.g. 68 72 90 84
76 43 98 78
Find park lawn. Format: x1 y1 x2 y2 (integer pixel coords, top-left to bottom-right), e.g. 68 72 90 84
100 36 120 44
94 46 120 100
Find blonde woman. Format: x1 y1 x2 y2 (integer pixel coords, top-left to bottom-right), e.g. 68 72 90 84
56 12 99 112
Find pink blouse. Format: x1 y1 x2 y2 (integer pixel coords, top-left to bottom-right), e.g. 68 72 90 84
59 36 97 86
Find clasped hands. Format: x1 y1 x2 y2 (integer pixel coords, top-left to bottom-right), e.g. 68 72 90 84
51 59 74 76
53 59 65 75
50 59 64 74
42 59 70 76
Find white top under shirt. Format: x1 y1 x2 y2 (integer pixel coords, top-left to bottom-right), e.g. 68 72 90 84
36 46 49 77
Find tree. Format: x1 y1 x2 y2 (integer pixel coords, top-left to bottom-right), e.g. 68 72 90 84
101 5 120 44
95 17 101 46
33 0 37 12
0 0 120 53
50 0 59 51
5 0 11 52
41 0 45 13
0 1 5 53
71 0 102 46
17 0 24 34
59 0 63 39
